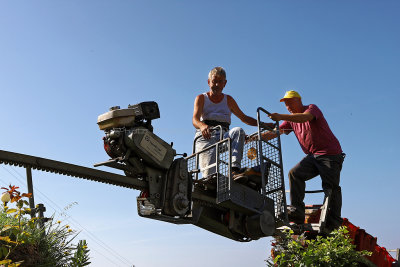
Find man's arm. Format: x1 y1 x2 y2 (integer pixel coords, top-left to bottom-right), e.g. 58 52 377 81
269 112 314 123
261 130 279 141
247 120 292 142
247 127 288 142
227 95 258 126
192 94 212 139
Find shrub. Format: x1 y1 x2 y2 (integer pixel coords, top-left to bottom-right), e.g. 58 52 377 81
266 227 372 267
0 185 91 267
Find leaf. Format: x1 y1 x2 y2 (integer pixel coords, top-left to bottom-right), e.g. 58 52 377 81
6 208 17 214
1 225 12 232
0 259 12 264
2 246 7 256
0 236 17 244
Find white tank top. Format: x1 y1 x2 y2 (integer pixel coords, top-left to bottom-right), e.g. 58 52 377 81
200 93 231 124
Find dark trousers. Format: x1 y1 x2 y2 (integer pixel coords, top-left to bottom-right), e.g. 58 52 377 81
289 153 345 226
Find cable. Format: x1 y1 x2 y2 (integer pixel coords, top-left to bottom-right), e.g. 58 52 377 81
4 165 131 266
1 165 133 266
6 165 132 266
0 177 10 189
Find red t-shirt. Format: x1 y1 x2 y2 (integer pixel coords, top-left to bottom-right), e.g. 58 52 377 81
279 104 342 155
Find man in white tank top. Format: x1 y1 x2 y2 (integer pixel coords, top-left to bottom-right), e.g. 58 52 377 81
192 67 260 178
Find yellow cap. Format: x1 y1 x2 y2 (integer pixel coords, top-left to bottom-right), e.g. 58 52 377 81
280 90 301 102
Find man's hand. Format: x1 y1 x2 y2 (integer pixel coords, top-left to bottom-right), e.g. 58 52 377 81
245 134 258 143
269 113 283 122
200 124 211 139
259 122 275 130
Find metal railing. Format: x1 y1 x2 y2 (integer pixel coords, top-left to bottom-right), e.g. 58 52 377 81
187 108 288 222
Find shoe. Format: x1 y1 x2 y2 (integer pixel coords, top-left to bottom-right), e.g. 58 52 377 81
233 167 262 184
233 170 248 183
242 167 262 177
287 209 305 224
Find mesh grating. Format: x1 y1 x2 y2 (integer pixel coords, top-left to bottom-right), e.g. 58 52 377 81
186 153 197 178
243 129 286 220
187 127 286 222
216 142 230 202
186 139 230 181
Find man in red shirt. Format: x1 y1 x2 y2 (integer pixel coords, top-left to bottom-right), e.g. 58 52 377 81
264 90 345 230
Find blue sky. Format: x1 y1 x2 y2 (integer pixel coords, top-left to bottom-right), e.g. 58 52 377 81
0 1 399 266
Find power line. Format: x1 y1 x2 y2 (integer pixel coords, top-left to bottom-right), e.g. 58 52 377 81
3 165 131 266
1 165 133 266
6 165 132 266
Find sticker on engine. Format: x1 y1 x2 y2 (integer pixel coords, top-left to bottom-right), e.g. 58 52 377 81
140 132 167 162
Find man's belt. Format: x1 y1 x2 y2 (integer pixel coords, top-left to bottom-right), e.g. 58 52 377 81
203 120 230 131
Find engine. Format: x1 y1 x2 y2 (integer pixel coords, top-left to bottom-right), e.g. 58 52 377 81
96 102 191 219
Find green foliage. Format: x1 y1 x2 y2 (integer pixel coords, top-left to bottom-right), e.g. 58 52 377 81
0 185 91 267
71 240 91 267
266 227 372 267
33 218 91 267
